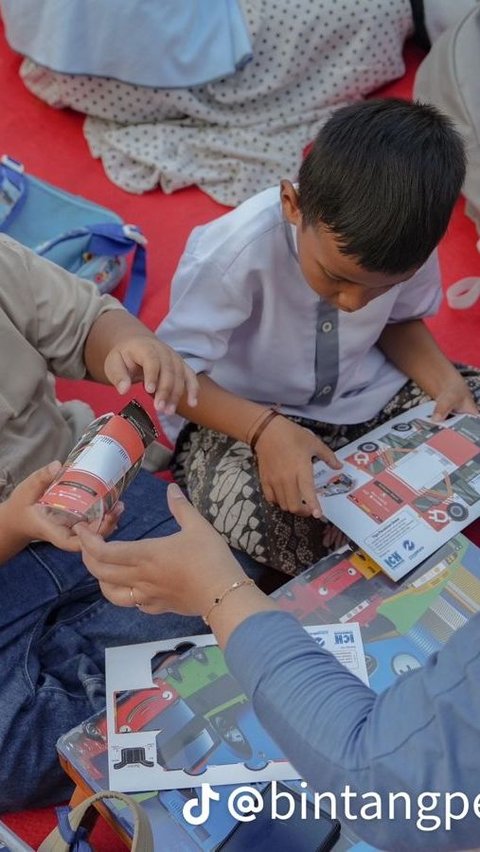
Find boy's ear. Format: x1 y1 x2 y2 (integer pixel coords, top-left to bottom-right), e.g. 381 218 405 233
280 180 302 226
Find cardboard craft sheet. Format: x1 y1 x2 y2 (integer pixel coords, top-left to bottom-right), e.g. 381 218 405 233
56 532 480 850
314 402 480 580
104 624 368 793
270 533 480 694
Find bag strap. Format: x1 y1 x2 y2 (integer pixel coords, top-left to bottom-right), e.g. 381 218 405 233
37 789 154 852
0 155 27 231
35 223 148 316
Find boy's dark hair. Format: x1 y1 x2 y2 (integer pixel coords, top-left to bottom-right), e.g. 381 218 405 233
298 98 466 274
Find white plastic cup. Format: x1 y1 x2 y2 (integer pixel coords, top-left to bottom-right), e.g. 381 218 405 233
446 277 480 310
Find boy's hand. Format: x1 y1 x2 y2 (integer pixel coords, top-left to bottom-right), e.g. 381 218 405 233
432 375 478 421
103 336 199 413
254 416 341 517
2 462 122 556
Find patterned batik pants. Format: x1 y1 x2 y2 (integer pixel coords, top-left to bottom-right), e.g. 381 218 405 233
172 366 480 576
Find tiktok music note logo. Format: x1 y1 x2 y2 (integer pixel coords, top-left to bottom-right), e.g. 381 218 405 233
183 783 265 825
182 784 220 826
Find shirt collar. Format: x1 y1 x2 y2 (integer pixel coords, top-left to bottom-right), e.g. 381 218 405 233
284 221 299 261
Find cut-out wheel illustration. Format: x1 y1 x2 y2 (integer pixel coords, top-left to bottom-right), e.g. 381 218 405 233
446 502 469 521
357 441 380 452
245 751 269 771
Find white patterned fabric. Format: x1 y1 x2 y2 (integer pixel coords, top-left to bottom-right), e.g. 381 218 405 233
20 0 413 206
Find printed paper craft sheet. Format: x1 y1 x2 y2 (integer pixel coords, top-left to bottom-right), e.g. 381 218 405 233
103 624 367 793
313 402 480 579
271 533 480 694
56 533 480 851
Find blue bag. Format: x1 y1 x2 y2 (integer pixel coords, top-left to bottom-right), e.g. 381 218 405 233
0 155 147 315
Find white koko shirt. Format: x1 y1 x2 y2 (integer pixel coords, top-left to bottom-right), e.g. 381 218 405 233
159 186 441 438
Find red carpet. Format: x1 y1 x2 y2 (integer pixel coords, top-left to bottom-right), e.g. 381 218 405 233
0 23 479 849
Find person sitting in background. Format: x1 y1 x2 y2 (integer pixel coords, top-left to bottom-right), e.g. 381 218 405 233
158 99 480 577
410 0 479 47
79 484 480 851
9 0 414 207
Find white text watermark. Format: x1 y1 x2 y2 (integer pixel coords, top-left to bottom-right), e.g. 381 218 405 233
182 781 480 832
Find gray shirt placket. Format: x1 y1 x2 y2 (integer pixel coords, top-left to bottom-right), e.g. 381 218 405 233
311 301 339 405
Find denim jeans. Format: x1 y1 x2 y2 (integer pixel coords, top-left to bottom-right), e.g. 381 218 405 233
0 470 263 811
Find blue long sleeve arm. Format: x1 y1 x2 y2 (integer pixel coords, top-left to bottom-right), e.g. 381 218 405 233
224 610 480 850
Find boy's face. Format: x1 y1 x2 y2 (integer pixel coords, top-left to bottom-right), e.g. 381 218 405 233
280 181 417 312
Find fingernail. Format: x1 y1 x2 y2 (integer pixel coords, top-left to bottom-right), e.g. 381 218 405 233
155 399 165 413
48 460 62 475
117 380 129 394
165 404 176 415
169 483 184 499
145 382 156 394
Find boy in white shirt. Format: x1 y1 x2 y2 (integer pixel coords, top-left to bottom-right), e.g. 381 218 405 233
159 98 480 575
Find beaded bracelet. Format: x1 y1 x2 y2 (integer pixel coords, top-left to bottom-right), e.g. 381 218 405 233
202 578 255 625
250 409 281 454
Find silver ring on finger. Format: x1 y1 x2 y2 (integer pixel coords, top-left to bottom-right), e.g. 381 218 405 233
129 586 144 609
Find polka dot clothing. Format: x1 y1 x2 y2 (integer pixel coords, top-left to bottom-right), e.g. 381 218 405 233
21 0 413 206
